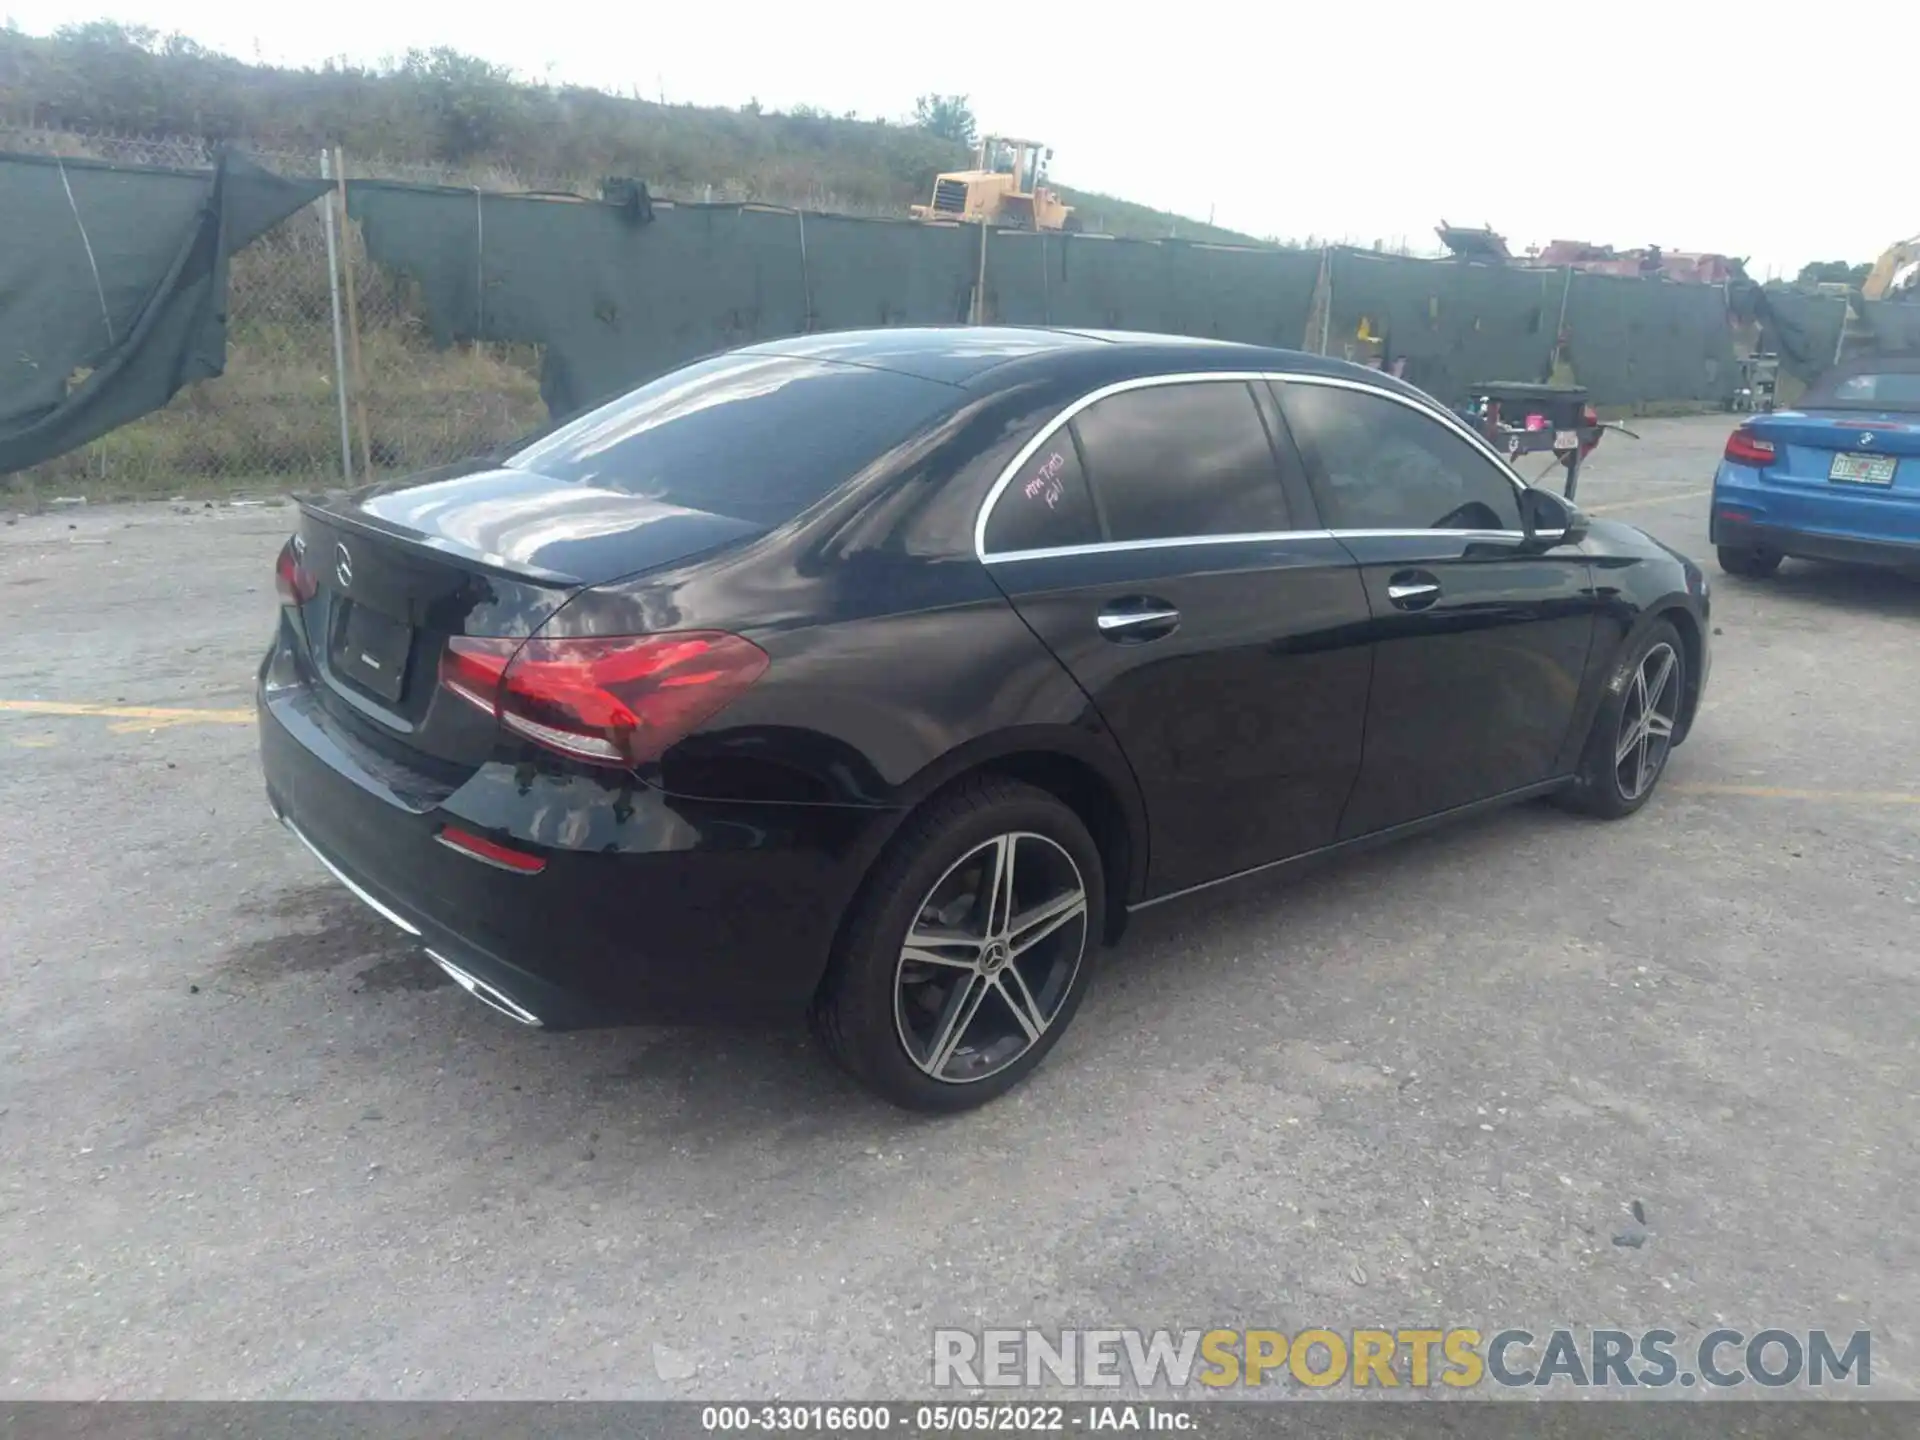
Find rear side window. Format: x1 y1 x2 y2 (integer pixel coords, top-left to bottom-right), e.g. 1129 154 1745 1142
1810 370 1920 409
1280 383 1523 532
505 353 956 526
983 436 1101 554
1069 381 1291 542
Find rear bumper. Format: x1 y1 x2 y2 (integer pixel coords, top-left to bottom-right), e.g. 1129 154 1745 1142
1712 462 1920 572
271 804 582 1028
258 640 895 1030
1710 510 1920 573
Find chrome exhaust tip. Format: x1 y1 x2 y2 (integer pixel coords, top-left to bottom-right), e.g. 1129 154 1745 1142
426 950 544 1028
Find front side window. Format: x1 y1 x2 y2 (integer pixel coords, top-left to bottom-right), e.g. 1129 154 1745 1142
1280 383 1523 533
1068 381 1291 542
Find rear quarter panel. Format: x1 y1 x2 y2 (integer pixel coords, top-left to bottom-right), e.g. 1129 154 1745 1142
543 412 1152 904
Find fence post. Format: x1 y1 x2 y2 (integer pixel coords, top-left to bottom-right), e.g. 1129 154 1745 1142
333 148 374 480
318 148 354 484
796 209 814 333
1040 229 1051 326
1551 266 1575 380
473 186 486 355
1317 247 1334 354
972 220 990 325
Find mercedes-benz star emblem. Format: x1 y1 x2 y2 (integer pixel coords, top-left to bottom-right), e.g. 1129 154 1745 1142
334 542 353 589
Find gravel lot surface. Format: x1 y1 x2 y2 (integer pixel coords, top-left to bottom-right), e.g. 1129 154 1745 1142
3 416 1915 1400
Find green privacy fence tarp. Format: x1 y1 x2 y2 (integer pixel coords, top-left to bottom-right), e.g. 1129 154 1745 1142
1322 251 1740 408
1752 291 1920 386
29 151 1920 480
1558 269 1737 408
343 181 1864 425
1858 300 1920 356
348 183 983 418
348 183 1328 424
984 232 1322 346
1756 289 1849 382
0 150 327 475
1325 250 1561 404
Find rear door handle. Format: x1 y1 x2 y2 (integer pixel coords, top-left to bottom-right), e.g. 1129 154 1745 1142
1385 570 1442 611
1096 598 1180 641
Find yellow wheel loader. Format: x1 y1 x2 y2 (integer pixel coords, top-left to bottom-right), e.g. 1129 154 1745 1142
910 136 1080 232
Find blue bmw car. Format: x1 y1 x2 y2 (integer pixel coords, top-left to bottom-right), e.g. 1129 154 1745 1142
1711 355 1920 577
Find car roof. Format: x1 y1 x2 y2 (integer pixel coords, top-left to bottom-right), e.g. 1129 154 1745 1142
737 325 1409 397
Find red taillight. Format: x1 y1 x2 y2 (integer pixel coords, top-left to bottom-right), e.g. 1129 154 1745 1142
441 637 514 715
440 631 769 768
1582 404 1600 428
274 536 317 606
436 824 546 873
1724 429 1776 466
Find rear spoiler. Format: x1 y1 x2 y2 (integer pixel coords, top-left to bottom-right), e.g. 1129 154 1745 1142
291 494 585 588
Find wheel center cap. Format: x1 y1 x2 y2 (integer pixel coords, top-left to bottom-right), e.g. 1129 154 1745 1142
983 940 1011 973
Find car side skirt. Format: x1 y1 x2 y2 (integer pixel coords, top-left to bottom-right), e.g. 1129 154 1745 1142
1128 777 1574 912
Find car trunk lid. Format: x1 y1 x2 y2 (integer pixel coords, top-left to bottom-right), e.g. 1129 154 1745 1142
286 467 766 762
1754 410 1920 471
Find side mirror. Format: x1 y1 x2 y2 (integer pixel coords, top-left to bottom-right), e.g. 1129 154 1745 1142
1519 486 1588 549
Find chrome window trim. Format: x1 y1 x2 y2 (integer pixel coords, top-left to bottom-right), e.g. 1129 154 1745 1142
985 526 1560 565
973 368 1530 564
986 527 1335 565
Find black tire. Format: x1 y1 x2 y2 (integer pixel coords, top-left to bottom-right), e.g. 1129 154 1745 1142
1554 619 1687 820
1717 543 1782 578
810 774 1105 1113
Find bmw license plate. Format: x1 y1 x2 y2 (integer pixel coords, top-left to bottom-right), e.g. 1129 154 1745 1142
1828 452 1897 486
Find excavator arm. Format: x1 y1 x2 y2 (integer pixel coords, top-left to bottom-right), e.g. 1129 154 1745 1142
1862 236 1920 301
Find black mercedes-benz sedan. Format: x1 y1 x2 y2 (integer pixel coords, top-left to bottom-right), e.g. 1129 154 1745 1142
258 327 1711 1111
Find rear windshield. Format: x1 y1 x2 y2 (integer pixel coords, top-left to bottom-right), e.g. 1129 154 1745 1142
505 352 958 525
1801 365 1920 411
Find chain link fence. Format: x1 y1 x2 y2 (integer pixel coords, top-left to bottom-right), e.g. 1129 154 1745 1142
2 123 559 503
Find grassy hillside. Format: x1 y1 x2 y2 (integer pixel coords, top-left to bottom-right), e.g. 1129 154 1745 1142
0 22 1263 242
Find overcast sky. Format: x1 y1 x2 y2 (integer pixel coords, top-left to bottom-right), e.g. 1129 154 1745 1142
10 0 1911 278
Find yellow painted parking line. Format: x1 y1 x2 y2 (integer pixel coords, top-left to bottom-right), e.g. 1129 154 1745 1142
1673 781 1920 807
0 699 254 727
1583 489 1713 516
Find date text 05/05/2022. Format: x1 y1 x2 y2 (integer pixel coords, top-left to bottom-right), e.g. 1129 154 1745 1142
702 1403 1191 1432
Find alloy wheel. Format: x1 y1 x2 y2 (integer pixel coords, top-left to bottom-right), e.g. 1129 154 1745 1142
893 832 1089 1085
1615 641 1680 802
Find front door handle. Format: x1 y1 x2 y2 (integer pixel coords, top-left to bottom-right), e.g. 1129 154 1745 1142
1386 570 1442 611
1097 597 1181 641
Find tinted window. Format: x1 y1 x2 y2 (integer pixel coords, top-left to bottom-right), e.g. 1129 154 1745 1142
1069 381 1290 542
983 435 1101 554
1281 384 1523 532
506 353 956 526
